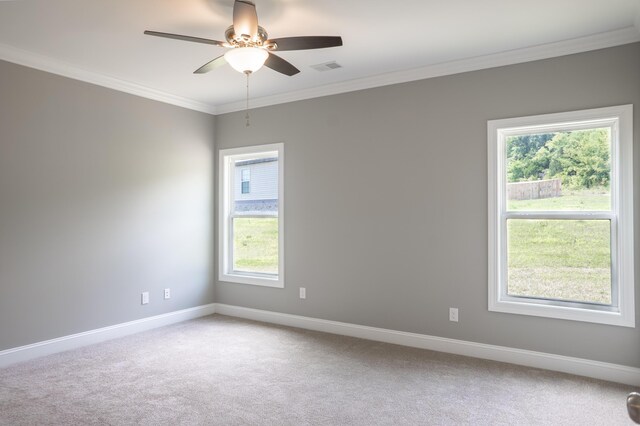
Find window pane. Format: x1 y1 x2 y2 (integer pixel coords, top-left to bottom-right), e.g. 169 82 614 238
507 219 611 305
234 157 278 213
506 129 611 211
233 217 278 274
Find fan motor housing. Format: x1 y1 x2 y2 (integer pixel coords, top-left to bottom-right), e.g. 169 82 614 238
225 25 275 49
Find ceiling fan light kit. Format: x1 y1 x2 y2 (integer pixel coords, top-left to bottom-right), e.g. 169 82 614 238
224 47 268 74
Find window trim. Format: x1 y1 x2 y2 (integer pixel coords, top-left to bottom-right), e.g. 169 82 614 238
218 143 284 288
487 105 634 327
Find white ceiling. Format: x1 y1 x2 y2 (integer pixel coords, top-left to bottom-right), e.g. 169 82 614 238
0 0 639 114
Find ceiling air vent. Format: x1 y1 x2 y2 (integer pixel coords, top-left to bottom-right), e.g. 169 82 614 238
310 61 343 72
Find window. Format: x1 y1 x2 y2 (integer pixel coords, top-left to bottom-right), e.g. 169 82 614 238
488 105 634 327
219 143 284 287
241 169 250 194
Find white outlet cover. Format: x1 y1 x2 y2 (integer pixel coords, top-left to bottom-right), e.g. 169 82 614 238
164 288 171 299
449 308 459 322
299 287 306 299
141 292 149 305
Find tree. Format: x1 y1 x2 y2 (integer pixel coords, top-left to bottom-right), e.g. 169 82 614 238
506 129 610 189
506 133 553 181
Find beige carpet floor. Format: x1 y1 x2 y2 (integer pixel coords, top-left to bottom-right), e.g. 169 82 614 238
0 314 634 425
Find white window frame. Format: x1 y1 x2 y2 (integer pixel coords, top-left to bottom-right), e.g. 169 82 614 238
488 105 634 327
218 143 284 288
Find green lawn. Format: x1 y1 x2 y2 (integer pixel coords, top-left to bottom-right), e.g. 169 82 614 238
507 189 612 304
233 217 278 274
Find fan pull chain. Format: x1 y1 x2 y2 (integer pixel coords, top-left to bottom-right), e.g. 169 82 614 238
245 71 250 127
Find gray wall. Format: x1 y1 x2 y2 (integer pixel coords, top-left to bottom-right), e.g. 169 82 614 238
215 42 640 368
0 60 215 351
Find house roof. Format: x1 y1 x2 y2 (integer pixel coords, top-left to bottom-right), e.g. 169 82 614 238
236 158 278 167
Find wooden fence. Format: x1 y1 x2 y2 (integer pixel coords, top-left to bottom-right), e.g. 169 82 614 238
507 178 562 201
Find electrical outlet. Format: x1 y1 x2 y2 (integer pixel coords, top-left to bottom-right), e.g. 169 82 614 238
141 292 149 305
299 287 306 299
164 288 171 300
449 308 459 322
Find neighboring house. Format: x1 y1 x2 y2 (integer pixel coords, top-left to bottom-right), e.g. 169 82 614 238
234 158 278 213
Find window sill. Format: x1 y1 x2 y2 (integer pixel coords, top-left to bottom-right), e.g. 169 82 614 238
219 272 284 288
489 298 634 328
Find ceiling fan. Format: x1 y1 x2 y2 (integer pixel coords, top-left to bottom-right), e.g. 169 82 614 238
144 0 343 76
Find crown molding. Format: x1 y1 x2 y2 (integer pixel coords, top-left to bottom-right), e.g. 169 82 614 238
0 42 217 115
1 26 639 117
215 26 640 115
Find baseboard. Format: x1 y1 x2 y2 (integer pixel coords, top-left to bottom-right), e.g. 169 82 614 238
214 303 640 387
3 302 638 386
0 303 216 368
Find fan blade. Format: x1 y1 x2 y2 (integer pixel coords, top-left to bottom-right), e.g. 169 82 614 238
144 30 226 47
267 36 343 51
264 53 300 76
194 55 227 74
233 0 258 39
